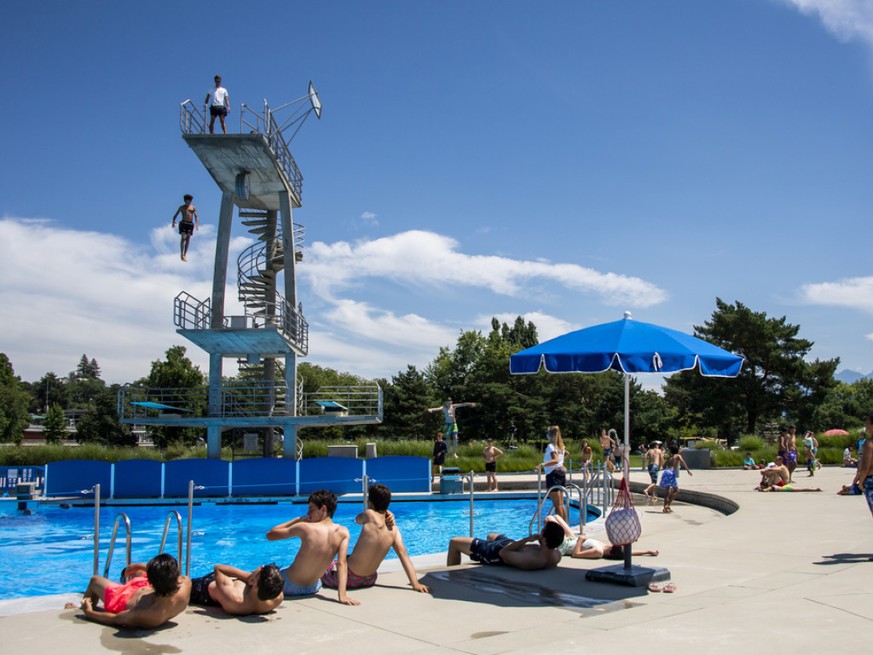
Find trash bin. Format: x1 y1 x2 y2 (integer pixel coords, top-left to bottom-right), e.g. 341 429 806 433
440 467 463 494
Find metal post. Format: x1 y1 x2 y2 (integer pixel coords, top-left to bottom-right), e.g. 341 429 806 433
536 468 543 534
93 484 101 576
468 471 475 537
186 480 194 577
361 474 369 513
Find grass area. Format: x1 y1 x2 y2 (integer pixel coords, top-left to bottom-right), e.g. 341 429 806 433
1 433 855 471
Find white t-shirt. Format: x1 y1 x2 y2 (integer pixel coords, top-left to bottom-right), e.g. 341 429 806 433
208 86 228 107
543 443 565 474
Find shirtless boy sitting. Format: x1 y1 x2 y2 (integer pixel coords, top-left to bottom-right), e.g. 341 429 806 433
66 553 191 629
446 520 564 570
189 563 284 615
321 483 430 596
757 456 790 490
267 489 359 605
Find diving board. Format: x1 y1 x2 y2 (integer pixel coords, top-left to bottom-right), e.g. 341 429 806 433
130 401 193 413
316 401 348 416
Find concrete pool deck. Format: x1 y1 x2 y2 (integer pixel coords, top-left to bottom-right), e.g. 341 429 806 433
1 466 871 654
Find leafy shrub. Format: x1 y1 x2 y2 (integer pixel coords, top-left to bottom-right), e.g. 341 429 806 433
738 435 764 452
711 450 743 467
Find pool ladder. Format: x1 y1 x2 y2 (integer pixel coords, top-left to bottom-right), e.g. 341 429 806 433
99 510 187 579
529 481 586 536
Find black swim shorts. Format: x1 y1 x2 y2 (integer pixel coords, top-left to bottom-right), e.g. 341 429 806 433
545 468 566 489
179 220 194 235
469 534 513 565
485 461 496 473
210 105 228 117
189 572 221 607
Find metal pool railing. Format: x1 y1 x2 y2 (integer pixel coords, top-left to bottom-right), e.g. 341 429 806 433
92 482 196 578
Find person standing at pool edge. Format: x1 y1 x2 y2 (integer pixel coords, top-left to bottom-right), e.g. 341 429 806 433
432 430 448 478
427 397 478 458
536 425 568 521
483 439 505 491
267 489 359 605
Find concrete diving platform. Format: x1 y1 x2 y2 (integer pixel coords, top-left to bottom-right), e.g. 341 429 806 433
182 133 302 209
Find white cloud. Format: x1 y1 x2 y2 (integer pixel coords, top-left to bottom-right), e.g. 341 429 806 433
0 218 669 384
798 275 873 312
0 218 244 383
304 230 667 307
779 0 873 46
360 211 379 227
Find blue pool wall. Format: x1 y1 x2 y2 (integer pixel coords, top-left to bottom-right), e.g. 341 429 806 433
42 456 431 499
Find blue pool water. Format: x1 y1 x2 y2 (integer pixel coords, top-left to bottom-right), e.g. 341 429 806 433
0 498 596 599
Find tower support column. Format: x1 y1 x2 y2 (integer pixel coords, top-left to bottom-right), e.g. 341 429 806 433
211 191 235 328
207 352 223 459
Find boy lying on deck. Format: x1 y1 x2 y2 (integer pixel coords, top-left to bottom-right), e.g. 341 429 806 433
188 563 284 615
65 554 190 629
446 520 564 570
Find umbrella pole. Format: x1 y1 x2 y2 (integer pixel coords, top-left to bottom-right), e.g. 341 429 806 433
623 373 632 571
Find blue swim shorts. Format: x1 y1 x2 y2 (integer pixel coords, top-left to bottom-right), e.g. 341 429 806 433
864 476 873 514
282 568 322 597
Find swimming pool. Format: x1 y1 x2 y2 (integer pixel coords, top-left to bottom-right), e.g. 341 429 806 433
0 498 598 599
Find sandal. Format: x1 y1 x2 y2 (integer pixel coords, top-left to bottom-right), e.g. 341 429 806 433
662 583 676 593
647 583 661 593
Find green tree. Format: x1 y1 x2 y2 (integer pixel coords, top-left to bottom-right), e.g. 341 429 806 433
139 346 206 448
75 354 101 379
0 354 33 444
379 366 431 440
663 299 838 439
31 372 69 413
76 385 134 446
43 402 68 444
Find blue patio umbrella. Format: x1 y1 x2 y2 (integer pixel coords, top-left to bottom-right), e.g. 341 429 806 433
510 312 743 470
509 311 744 380
510 312 743 584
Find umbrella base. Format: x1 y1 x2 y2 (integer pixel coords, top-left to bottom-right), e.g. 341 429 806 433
585 564 671 587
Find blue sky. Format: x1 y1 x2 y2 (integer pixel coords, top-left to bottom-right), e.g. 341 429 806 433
1 0 872 385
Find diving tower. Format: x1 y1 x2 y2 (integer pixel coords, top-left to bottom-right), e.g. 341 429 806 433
118 84 382 459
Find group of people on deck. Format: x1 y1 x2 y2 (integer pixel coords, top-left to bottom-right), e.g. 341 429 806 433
67 484 429 629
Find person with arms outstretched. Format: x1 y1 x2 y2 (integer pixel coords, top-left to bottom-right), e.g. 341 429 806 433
427 398 478 458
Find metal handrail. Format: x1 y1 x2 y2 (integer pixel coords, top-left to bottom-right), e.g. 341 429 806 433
103 513 132 578
239 101 304 201
174 291 211 329
465 471 476 537
159 510 184 566
529 483 580 536
300 386 383 417
565 482 587 530
180 99 206 135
